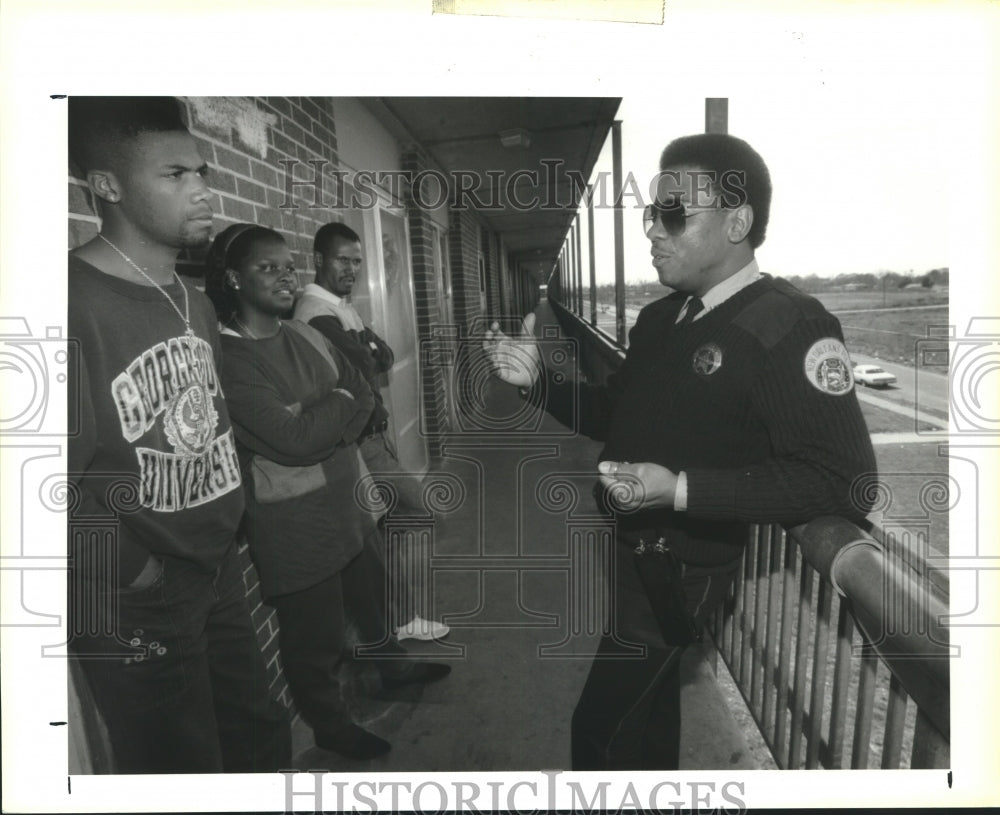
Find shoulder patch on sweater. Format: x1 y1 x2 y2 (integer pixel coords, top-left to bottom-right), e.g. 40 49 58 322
804 338 854 395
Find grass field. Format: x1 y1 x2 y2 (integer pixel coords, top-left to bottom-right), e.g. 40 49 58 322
812 288 948 312
591 289 950 366
612 284 948 315
838 306 949 368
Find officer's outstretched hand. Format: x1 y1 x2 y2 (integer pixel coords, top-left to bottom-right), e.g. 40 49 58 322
482 312 541 388
598 460 678 511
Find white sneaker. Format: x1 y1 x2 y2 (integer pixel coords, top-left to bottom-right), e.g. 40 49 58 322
395 616 450 642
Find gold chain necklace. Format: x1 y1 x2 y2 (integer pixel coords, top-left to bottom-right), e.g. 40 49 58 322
99 234 194 338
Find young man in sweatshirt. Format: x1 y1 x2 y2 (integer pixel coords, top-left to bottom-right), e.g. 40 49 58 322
67 96 290 773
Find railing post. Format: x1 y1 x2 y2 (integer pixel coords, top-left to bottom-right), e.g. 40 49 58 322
827 603 856 768
773 532 797 766
805 578 833 768
574 213 583 318
705 98 729 134
587 185 597 327
788 564 814 768
761 525 783 749
611 120 625 346
851 648 878 768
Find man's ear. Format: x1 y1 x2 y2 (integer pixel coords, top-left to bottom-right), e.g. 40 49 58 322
726 204 754 244
87 169 122 205
313 251 324 274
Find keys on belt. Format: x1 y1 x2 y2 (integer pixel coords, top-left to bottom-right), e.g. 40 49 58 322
633 534 670 555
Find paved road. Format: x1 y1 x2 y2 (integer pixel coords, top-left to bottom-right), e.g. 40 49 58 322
851 352 949 419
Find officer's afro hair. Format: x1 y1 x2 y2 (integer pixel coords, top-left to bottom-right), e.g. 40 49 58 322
659 133 772 249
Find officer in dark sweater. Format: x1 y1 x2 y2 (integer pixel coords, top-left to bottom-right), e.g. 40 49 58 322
484 133 877 770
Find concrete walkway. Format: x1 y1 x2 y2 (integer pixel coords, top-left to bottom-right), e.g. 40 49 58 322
291 302 760 772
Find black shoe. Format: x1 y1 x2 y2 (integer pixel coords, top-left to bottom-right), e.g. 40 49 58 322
381 661 451 691
314 723 391 760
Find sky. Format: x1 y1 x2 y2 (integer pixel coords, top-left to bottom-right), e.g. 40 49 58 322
583 89 952 285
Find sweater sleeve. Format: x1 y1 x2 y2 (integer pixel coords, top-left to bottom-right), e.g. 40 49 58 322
308 314 379 381
325 342 375 444
535 371 618 441
685 316 877 526
362 325 395 373
530 311 643 441
222 348 368 466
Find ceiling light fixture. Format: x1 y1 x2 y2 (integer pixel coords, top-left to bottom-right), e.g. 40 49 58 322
498 128 531 149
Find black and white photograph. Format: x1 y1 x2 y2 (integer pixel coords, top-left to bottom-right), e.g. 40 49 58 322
1 1 998 812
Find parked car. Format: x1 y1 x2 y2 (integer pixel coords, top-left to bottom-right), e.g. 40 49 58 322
853 363 897 388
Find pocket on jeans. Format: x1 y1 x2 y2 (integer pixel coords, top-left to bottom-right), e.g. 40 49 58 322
118 556 167 596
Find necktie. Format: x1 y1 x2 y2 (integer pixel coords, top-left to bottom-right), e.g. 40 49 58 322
677 296 704 326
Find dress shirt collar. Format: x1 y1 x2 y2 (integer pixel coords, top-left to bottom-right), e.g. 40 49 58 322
677 258 762 323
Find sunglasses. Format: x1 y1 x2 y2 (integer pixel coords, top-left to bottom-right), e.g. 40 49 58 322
643 199 717 237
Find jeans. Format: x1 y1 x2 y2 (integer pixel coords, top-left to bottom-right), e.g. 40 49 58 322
358 433 432 627
358 432 425 515
571 539 741 770
70 545 291 774
268 529 408 734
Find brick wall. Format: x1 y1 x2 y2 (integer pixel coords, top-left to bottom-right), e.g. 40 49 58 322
66 95 357 726
448 209 486 332
402 148 450 456
481 228 501 323
445 210 489 422
66 98 516 747
69 96 345 286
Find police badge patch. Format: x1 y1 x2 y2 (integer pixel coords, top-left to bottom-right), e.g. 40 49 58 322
692 343 723 376
804 338 854 395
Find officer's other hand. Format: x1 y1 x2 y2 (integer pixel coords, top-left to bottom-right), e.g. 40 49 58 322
598 460 678 511
482 312 541 388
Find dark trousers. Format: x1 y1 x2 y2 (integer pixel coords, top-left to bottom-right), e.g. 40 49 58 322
359 432 429 629
571 540 741 770
268 529 408 734
70 545 291 774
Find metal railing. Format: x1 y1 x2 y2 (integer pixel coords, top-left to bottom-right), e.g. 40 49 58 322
550 300 951 770
708 516 950 769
